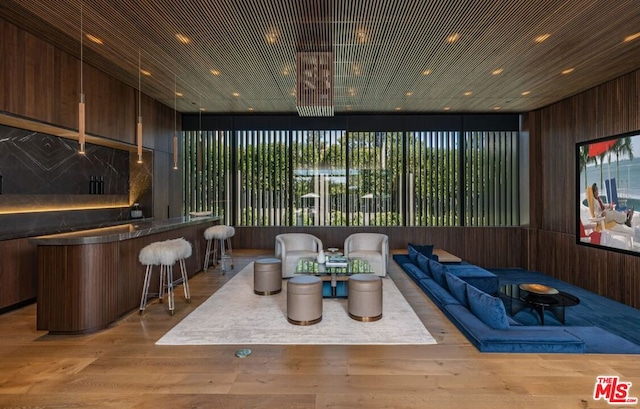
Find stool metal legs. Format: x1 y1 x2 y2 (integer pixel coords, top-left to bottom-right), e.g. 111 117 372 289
139 260 189 316
203 237 234 274
139 264 154 314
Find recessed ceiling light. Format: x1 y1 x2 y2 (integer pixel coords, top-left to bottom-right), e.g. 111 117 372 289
406 91 413 96
232 92 240 97
248 107 254 111
140 69 151 76
521 91 531 96
356 30 367 43
346 105 353 111
624 32 640 42
492 68 504 75
86 34 103 44
493 106 501 110
464 91 472 96
175 92 183 97
535 34 551 43
210 69 221 76
199 107 205 111
176 34 191 44
348 88 356 97
446 33 460 43
443 107 450 111
422 69 432 76
265 32 277 44
562 68 575 75
395 107 402 111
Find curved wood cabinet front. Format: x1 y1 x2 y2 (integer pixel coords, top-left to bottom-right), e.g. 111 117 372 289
33 217 220 334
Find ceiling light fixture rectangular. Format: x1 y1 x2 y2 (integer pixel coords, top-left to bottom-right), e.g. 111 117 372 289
296 51 333 117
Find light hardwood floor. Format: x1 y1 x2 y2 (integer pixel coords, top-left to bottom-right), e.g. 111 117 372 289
0 249 636 408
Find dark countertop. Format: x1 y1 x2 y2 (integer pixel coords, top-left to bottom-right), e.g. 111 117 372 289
29 216 221 245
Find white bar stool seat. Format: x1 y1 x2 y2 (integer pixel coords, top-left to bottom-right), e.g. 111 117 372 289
203 225 235 274
139 238 192 316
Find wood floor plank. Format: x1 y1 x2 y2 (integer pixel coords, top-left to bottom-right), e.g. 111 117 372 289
0 249 634 408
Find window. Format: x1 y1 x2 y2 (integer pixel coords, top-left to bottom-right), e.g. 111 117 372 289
183 120 519 227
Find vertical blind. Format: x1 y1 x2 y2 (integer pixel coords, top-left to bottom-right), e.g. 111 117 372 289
183 129 519 227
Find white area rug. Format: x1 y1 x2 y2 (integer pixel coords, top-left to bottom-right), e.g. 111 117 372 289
156 263 437 345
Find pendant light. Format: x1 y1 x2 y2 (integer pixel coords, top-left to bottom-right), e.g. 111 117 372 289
136 49 143 164
173 74 178 170
78 0 86 155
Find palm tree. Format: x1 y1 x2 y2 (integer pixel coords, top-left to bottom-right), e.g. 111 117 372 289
612 137 634 180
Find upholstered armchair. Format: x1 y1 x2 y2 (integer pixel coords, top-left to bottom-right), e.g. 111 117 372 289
275 233 323 278
343 233 389 277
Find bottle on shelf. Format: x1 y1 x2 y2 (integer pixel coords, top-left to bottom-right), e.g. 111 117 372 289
99 176 105 194
89 176 96 194
131 203 143 219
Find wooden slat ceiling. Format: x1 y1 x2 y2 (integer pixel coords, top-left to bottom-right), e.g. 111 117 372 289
2 0 640 115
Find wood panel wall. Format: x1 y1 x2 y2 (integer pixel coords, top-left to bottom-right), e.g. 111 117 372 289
232 226 529 269
529 69 640 309
0 17 180 188
0 17 183 311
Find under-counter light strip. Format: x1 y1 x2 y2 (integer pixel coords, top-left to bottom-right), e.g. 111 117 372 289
0 204 130 215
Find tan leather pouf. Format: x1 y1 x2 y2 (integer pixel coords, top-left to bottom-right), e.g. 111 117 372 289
348 274 383 322
253 258 282 295
287 275 322 325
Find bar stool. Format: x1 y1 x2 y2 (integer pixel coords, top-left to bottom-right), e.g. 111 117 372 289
160 238 192 305
139 238 192 316
287 275 322 325
203 225 235 274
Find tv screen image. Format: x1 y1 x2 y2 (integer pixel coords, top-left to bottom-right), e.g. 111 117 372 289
577 130 640 254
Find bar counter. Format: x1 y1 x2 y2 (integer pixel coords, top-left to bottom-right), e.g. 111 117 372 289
31 216 221 334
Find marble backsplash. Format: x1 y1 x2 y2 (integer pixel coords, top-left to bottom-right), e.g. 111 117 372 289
0 124 153 240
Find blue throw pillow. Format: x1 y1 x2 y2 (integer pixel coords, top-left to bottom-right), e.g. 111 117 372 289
416 253 432 277
445 273 468 307
466 285 510 330
428 259 448 289
408 245 419 264
408 243 434 259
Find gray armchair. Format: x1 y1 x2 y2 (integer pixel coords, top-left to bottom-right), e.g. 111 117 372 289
275 233 323 278
343 233 389 277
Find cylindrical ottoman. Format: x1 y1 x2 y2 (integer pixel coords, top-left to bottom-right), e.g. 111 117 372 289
254 258 282 295
348 274 383 322
287 276 322 325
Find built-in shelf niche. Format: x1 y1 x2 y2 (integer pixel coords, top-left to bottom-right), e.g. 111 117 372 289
0 114 153 239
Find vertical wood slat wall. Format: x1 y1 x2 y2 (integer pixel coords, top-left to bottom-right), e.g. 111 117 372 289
529 69 640 309
0 18 183 311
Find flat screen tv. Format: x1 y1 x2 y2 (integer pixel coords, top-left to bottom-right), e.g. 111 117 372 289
577 130 640 254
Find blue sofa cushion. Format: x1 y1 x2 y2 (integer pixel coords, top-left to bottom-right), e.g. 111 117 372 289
428 259 449 289
402 261 430 281
466 285 510 330
408 243 434 257
445 263 499 295
445 272 468 308
416 253 432 278
442 304 585 353
417 278 460 308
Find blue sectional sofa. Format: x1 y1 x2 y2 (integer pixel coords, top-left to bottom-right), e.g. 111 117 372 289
394 245 640 354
